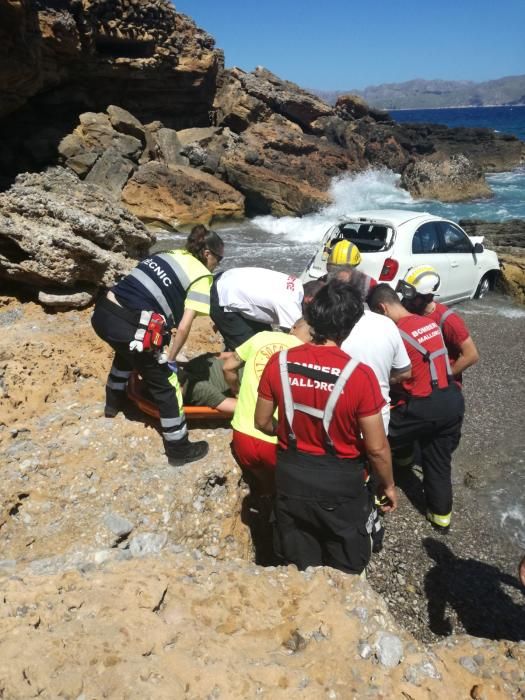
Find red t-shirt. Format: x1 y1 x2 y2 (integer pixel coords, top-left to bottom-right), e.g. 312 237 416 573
396 314 450 398
426 302 470 382
257 343 385 459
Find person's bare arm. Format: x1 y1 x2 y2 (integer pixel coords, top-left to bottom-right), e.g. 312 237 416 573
390 365 412 385
451 336 479 376
359 413 397 512
167 308 197 361
222 351 244 395
254 396 277 437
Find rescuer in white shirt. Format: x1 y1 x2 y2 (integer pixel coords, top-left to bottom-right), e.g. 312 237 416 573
210 267 304 350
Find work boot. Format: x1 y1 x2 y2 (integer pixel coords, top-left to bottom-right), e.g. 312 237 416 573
166 439 209 467
426 510 451 534
104 395 127 418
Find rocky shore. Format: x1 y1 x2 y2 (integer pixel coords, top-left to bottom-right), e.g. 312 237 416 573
1 1 525 695
1 295 524 698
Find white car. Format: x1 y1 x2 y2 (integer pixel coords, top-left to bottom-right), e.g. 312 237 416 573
300 209 500 303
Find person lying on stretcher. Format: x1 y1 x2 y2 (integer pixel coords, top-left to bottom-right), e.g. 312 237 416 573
131 353 242 417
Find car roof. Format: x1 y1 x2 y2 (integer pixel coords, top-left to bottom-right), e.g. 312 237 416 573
340 209 440 227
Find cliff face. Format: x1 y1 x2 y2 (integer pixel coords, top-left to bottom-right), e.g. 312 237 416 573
0 0 223 185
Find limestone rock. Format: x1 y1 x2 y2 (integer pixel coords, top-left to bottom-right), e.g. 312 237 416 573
213 66 333 132
84 148 135 197
335 93 391 122
0 167 154 292
121 161 245 228
38 288 97 309
107 104 146 144
153 127 186 168
220 117 359 215
401 153 491 202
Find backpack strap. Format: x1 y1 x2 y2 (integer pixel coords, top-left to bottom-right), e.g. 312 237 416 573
439 308 455 330
399 329 452 388
278 350 358 451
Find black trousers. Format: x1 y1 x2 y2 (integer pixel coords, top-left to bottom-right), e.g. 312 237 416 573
210 276 271 351
389 384 464 516
273 449 372 575
91 296 187 453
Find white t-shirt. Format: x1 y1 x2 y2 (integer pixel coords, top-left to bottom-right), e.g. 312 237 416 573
217 268 303 328
341 310 410 431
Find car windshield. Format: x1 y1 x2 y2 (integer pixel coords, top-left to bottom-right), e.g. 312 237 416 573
336 221 394 252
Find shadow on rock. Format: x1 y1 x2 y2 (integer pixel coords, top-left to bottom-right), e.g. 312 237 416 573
423 537 525 641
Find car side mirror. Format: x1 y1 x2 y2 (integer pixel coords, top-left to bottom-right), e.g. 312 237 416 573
473 242 484 254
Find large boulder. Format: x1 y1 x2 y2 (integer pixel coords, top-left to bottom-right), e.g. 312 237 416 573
121 161 245 228
401 153 491 202
220 116 362 216
0 167 154 293
213 66 334 132
459 219 525 303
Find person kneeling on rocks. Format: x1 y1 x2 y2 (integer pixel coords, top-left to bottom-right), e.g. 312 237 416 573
91 225 224 467
255 281 397 575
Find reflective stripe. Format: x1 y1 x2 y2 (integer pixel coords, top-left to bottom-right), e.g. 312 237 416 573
160 415 185 428
107 379 127 390
129 268 172 320
427 510 451 527
163 426 188 442
279 350 296 442
323 358 359 438
279 350 358 450
157 253 191 291
110 367 132 379
399 329 452 386
187 290 210 304
293 403 324 419
439 308 455 330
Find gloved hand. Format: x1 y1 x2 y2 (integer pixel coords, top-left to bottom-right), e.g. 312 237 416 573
167 360 178 374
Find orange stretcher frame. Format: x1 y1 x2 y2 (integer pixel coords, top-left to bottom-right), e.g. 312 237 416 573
126 371 231 421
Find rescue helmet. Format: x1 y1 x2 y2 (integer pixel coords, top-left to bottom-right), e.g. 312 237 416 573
327 240 362 267
402 265 441 296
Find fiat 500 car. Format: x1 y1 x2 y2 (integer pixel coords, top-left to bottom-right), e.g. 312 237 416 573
300 209 500 303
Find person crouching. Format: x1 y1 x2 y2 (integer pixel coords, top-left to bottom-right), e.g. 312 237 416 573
254 281 397 575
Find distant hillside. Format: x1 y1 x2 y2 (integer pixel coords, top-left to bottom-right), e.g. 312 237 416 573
315 75 525 110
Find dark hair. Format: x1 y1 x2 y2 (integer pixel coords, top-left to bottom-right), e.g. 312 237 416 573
186 225 224 264
304 280 363 345
302 279 327 312
368 283 401 311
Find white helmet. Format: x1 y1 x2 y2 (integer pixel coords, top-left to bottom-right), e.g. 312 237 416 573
401 265 441 297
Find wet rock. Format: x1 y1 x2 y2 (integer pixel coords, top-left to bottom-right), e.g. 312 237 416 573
401 152 491 202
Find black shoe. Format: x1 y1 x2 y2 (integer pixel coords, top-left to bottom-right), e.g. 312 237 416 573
167 440 209 467
430 522 450 535
104 404 120 418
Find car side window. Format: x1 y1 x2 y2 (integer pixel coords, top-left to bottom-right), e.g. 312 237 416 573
412 222 441 254
439 222 472 253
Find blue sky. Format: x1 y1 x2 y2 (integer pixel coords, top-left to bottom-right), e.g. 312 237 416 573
174 0 525 90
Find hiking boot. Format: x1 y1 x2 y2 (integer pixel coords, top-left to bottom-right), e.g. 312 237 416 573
104 392 127 418
167 440 209 467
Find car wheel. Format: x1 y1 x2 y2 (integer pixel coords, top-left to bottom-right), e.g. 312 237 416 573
475 274 490 299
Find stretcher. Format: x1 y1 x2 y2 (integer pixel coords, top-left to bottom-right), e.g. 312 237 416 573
126 371 231 421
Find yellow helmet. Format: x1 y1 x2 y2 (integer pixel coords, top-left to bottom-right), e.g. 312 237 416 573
403 265 441 295
327 240 362 267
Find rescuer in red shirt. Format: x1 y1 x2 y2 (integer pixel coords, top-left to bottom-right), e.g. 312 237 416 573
255 281 397 575
397 266 479 383
368 283 465 532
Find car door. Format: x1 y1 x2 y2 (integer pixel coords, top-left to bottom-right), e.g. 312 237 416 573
439 221 477 301
409 221 450 300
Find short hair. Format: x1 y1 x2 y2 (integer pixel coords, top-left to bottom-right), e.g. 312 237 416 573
304 280 363 345
368 283 401 311
302 279 327 311
186 225 224 264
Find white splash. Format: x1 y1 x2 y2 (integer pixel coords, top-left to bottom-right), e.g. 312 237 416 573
501 505 525 548
252 169 414 243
